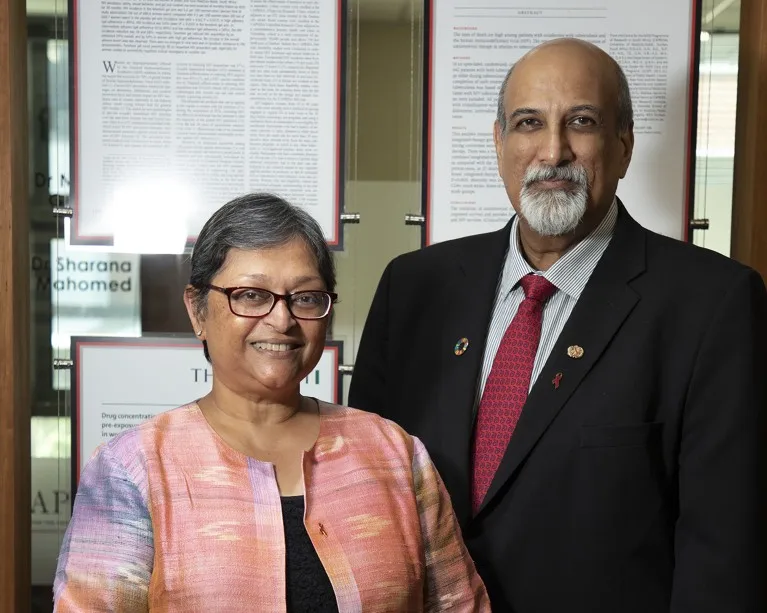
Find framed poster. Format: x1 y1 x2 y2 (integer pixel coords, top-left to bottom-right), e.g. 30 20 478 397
70 0 347 251
71 335 344 483
424 0 701 245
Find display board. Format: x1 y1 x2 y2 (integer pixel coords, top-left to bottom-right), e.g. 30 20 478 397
70 0 346 250
424 0 700 245
72 336 344 479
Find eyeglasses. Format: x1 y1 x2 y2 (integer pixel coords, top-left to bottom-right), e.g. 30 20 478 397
201 284 337 320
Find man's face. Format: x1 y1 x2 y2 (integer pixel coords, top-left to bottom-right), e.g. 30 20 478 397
493 44 634 237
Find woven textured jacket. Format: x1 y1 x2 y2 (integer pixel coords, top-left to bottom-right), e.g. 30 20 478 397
54 401 490 612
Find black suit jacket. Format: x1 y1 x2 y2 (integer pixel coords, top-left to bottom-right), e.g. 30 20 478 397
349 205 767 613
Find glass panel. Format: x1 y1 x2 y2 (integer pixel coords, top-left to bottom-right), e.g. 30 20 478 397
26 0 747 608
28 5 71 611
28 2 428 609
339 0 424 395
693 0 741 254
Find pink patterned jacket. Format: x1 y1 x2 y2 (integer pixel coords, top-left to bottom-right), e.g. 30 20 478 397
54 401 490 612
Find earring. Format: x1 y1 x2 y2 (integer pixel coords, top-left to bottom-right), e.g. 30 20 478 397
195 330 203 336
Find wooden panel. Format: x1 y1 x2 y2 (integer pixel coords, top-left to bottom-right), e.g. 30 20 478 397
731 0 767 280
0 0 31 608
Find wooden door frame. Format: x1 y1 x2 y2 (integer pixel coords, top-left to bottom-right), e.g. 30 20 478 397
0 0 31 609
732 0 767 280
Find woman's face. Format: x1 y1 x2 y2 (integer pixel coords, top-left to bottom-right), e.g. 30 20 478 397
185 238 331 401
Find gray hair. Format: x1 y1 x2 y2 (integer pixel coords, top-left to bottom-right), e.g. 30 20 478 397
496 58 634 136
188 193 336 358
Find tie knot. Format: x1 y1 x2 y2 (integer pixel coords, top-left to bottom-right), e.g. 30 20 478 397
519 274 557 303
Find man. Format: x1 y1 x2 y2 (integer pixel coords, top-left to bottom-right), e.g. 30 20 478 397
349 38 766 612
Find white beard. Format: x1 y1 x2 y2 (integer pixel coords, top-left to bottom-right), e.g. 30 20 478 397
518 165 588 236
519 188 587 237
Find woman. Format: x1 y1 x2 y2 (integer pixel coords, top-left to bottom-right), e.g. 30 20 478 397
54 193 490 612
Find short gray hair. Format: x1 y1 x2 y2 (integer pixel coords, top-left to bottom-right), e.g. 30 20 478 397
496 59 634 136
188 193 336 358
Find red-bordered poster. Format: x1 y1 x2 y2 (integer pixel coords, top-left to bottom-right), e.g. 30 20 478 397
423 0 700 245
70 0 347 251
71 336 344 483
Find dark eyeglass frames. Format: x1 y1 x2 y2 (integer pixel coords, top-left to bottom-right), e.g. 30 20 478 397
200 284 337 320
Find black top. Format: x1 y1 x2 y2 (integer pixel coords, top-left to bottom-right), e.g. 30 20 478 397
281 496 338 613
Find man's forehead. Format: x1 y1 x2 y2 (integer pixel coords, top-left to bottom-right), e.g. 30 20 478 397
506 80 606 111
505 53 614 110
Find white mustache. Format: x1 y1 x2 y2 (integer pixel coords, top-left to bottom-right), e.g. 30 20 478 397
523 165 588 188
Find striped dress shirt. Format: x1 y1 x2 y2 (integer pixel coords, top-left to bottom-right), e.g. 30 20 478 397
476 199 618 403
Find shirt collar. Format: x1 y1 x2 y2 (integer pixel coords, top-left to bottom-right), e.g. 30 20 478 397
501 198 618 300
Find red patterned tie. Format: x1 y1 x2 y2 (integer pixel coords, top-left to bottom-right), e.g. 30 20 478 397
471 273 558 514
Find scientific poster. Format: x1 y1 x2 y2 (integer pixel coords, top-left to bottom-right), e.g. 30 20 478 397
425 0 699 244
71 0 346 250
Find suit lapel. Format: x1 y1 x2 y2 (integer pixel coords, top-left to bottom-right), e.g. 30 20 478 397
434 221 512 523
477 206 647 515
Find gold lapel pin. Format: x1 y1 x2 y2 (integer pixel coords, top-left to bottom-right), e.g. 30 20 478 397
454 337 469 356
567 345 584 359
